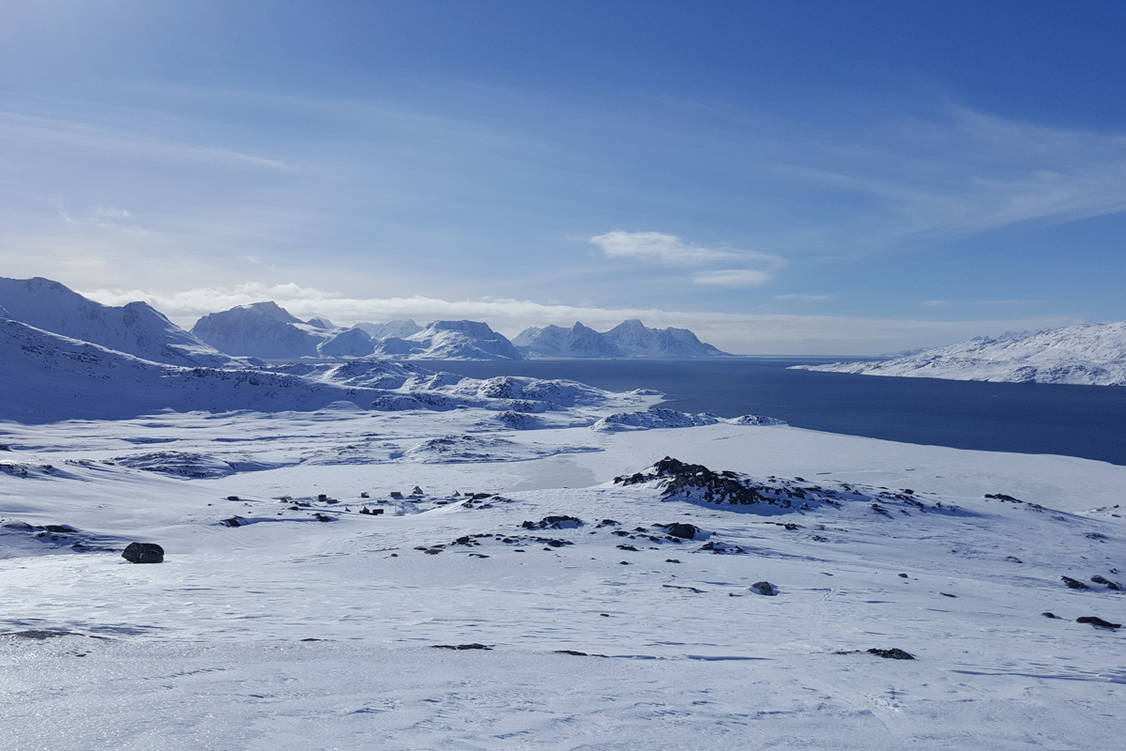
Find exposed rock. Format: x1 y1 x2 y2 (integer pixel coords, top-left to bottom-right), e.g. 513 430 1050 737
431 643 492 650
660 522 701 540
121 541 164 564
1042 612 1060 619
1091 575 1122 590
220 516 245 528
750 581 779 596
1076 616 1121 630
522 515 583 530
1061 576 1089 590
867 648 915 660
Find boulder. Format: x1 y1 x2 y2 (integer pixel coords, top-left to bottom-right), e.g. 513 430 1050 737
121 542 164 564
750 581 779 596
662 523 701 540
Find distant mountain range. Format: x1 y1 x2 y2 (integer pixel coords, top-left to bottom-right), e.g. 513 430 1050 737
513 320 730 358
792 322 1126 386
0 277 729 362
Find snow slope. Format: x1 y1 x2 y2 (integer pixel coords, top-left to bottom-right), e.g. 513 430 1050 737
794 322 1126 386
191 301 332 359
515 319 730 358
0 276 232 367
1 405 1124 749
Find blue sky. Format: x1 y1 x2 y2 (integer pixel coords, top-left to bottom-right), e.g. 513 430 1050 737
2 0 1125 353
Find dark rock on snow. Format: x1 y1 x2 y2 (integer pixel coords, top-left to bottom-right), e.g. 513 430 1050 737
1076 616 1121 630
867 648 915 660
660 522 701 540
750 581 779 596
122 541 164 564
1061 576 1089 590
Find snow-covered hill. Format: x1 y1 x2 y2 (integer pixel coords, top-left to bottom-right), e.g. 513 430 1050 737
793 322 1126 386
191 301 333 359
515 319 730 358
375 320 524 360
0 277 232 367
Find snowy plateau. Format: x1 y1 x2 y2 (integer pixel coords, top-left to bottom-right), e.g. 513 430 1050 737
793 321 1126 387
1 278 1125 750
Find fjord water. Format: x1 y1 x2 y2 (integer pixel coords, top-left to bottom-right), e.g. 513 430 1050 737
436 358 1126 466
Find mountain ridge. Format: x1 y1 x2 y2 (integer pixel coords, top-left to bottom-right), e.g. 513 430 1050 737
792 321 1126 386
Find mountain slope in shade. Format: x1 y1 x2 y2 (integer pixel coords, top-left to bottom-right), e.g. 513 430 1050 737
792 322 1126 386
191 301 332 359
0 276 231 367
515 319 729 358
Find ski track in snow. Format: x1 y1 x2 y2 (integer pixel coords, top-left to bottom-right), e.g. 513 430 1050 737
2 404 1125 749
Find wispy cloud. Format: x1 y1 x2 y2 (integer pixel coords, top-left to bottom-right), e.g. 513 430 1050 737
0 111 292 171
775 293 833 302
771 106 1126 249
590 231 782 267
589 230 785 286
692 269 771 287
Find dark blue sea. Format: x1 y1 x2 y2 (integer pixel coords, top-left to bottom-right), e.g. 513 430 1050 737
433 358 1126 466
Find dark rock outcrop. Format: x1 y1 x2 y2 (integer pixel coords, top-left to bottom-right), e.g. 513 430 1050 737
121 542 164 564
1076 616 1121 630
660 523 701 540
867 648 915 660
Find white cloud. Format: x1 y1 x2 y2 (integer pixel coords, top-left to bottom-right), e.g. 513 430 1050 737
920 299 948 308
80 281 1081 356
692 269 772 287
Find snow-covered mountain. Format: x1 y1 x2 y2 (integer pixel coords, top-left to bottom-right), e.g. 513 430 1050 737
317 327 375 357
513 322 622 358
0 318 375 423
0 276 232 367
374 320 524 360
191 301 333 359
793 322 1126 386
514 319 730 358
355 319 422 340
